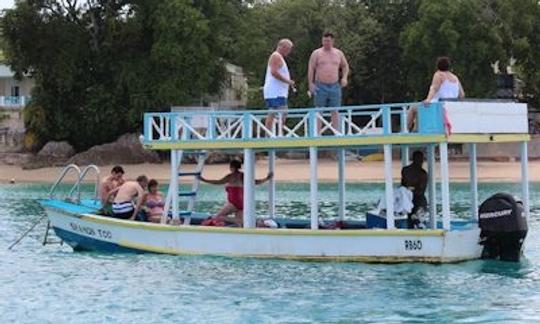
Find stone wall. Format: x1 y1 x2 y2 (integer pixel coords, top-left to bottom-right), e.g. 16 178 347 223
0 108 25 152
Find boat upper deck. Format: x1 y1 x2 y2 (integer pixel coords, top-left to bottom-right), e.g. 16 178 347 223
142 101 529 150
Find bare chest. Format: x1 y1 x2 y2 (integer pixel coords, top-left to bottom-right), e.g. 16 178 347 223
316 51 340 67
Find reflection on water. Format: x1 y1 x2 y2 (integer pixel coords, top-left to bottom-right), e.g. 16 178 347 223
1 182 540 323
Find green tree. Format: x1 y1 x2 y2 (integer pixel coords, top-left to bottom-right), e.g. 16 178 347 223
1 0 246 151
400 0 507 99
492 0 540 109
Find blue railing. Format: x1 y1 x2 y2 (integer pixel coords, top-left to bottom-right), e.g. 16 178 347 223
143 102 445 143
0 96 31 108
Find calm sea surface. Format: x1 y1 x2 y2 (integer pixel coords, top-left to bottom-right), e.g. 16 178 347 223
1 182 540 323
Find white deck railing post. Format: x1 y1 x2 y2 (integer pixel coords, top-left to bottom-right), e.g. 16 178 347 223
521 141 530 221
469 143 478 222
440 142 451 230
400 106 409 167
427 144 437 229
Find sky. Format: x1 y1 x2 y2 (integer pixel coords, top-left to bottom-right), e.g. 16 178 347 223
0 0 13 11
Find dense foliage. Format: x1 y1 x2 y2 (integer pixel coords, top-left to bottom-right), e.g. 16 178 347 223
1 0 539 150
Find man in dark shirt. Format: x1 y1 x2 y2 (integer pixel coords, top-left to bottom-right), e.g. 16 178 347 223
401 151 428 228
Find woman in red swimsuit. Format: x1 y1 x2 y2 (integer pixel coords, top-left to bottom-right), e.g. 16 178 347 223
199 160 273 227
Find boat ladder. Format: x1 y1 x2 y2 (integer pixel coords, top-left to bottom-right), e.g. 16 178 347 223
43 164 100 245
164 150 208 224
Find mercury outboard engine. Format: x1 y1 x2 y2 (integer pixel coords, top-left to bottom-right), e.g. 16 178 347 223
479 193 527 262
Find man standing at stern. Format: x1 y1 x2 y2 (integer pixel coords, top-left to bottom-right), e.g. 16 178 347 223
308 32 349 131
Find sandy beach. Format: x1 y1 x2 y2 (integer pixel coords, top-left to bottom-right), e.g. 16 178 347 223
1 159 538 183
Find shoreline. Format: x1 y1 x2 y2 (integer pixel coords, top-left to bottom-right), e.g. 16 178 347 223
1 159 539 184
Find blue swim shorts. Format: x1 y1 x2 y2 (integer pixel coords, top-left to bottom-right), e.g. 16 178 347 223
314 81 342 108
265 97 288 110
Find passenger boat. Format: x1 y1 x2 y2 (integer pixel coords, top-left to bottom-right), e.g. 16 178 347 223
40 100 530 262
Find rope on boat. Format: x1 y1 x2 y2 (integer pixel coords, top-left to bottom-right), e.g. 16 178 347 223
7 214 48 250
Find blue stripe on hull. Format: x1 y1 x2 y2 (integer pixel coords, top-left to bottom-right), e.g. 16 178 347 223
53 227 146 254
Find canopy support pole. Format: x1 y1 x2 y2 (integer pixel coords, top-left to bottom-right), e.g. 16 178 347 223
521 141 530 221
440 143 451 230
268 150 276 219
169 149 180 222
243 148 256 228
469 143 478 222
384 144 395 229
427 144 437 229
310 146 318 229
338 148 346 221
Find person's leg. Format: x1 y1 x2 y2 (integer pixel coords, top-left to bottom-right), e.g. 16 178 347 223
328 83 343 132
407 106 418 132
233 210 244 227
314 83 329 134
215 202 237 220
276 106 288 136
265 111 276 136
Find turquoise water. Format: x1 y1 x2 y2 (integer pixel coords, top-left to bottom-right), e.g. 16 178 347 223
2 182 540 323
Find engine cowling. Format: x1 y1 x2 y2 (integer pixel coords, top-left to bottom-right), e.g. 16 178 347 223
479 193 527 262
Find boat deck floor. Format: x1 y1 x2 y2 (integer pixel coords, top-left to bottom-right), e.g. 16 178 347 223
41 199 475 231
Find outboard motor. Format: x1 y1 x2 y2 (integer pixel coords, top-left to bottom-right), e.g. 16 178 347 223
479 193 527 262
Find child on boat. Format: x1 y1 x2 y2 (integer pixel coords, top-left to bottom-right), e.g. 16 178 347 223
199 160 273 227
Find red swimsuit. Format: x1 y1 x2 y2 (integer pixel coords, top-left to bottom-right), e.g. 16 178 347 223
226 185 243 210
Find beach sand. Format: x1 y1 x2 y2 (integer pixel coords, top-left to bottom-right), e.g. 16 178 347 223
0 159 538 183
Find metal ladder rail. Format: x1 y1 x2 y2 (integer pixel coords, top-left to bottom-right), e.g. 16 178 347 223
45 164 82 245
181 151 208 225
67 164 101 204
48 164 81 200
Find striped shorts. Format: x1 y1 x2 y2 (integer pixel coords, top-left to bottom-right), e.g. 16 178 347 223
112 201 134 219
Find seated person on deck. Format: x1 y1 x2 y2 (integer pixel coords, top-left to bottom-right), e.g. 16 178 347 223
401 151 428 229
109 175 148 220
141 179 165 223
199 160 273 227
407 56 465 132
98 165 125 215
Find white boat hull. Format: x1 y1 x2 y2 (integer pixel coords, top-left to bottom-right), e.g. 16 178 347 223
44 204 483 263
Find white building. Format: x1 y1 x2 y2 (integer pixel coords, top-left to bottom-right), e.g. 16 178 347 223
0 64 32 108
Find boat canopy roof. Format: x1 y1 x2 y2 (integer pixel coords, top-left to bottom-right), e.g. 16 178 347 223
142 101 529 151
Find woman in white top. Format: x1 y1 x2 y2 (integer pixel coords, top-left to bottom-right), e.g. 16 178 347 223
408 56 465 131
